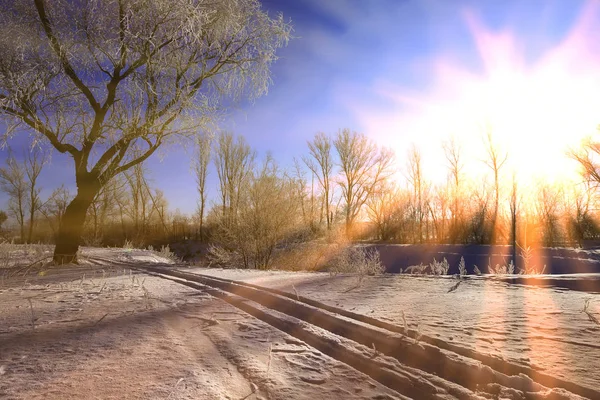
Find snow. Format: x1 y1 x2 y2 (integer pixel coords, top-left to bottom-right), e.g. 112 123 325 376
192 267 600 394
0 250 401 400
1 247 599 399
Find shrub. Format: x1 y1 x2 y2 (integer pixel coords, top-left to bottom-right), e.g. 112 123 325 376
159 244 178 262
404 263 427 274
207 244 241 268
508 260 515 275
430 258 450 275
329 246 385 282
458 256 467 276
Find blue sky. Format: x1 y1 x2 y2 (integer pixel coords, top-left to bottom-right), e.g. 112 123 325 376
2 0 599 214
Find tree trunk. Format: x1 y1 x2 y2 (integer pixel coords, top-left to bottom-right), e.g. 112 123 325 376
27 208 34 243
53 181 99 264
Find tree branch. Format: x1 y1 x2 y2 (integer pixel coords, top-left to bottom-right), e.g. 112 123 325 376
34 0 100 113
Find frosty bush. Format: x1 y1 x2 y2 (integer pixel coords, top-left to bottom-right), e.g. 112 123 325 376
329 246 385 282
404 263 427 274
159 245 178 262
458 256 467 276
404 258 450 275
430 258 450 275
508 260 515 275
207 244 242 268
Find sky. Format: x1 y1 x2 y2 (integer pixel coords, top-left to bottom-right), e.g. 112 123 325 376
2 0 600 214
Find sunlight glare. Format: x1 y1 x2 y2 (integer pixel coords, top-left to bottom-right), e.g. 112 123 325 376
358 1 600 191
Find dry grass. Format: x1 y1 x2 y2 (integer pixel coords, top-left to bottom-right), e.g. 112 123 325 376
583 298 599 326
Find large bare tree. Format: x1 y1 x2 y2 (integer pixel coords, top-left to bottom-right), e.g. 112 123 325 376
0 0 291 263
334 129 394 236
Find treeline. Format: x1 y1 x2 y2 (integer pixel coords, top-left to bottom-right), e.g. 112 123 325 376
198 130 599 269
0 147 189 247
1 129 599 268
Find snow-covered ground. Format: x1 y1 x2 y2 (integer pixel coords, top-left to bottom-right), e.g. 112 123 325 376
193 267 600 394
1 247 599 399
0 260 399 399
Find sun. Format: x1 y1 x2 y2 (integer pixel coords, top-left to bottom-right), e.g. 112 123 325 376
360 3 600 194
453 67 596 189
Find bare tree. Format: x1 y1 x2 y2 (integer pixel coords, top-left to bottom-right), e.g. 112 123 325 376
0 152 27 240
214 156 301 269
85 175 125 245
483 130 508 244
366 182 409 241
430 184 450 242
147 188 169 238
443 137 465 242
0 0 291 263
213 132 255 226
406 144 428 243
194 132 212 241
24 147 49 242
292 158 319 232
535 182 563 246
570 134 600 188
565 183 597 247
124 162 152 242
334 129 394 236
0 210 7 232
303 132 334 230
40 184 72 238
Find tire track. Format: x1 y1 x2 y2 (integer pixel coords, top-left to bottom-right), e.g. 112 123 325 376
87 257 596 399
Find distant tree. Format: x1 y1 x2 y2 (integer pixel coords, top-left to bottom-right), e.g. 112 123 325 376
468 180 492 244
214 157 301 269
213 132 255 226
535 182 563 246
292 158 319 232
509 173 518 264
124 162 152 242
40 184 71 238
0 210 7 231
566 183 598 247
431 184 450 242
483 130 508 244
443 137 465 242
147 188 169 238
0 0 291 263
303 133 334 230
194 133 212 241
366 182 409 241
85 176 124 245
406 144 428 243
334 129 394 236
0 152 27 241
24 147 49 242
570 133 600 188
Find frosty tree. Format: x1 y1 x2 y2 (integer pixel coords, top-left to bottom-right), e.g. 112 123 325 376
0 0 291 263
